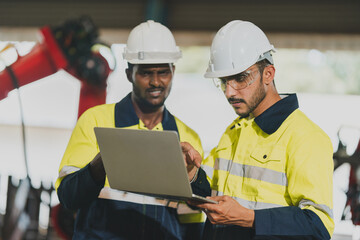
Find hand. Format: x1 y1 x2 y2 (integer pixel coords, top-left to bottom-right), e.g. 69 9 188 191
180 142 202 181
189 195 254 228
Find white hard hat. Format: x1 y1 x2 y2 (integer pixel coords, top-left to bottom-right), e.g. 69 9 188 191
123 20 182 64
204 20 276 78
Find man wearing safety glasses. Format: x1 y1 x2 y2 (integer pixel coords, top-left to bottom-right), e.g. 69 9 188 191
189 20 334 239
55 20 208 239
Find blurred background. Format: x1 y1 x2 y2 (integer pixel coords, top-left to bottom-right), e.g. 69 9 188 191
0 0 360 239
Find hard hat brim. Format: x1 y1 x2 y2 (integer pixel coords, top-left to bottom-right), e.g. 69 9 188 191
123 51 182 64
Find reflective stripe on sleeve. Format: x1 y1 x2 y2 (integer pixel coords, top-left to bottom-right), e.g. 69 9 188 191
98 187 197 215
215 158 287 186
58 166 81 178
212 190 334 218
99 187 179 208
299 199 334 219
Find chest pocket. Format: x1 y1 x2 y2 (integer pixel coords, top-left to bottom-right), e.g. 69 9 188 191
250 146 285 165
240 146 287 196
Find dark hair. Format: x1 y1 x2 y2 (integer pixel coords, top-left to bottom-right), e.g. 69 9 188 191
256 59 276 87
256 59 271 75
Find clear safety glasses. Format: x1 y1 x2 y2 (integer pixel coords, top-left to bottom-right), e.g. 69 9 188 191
213 69 260 91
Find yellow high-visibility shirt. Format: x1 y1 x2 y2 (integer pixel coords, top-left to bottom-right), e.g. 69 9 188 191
56 93 205 224
202 94 334 237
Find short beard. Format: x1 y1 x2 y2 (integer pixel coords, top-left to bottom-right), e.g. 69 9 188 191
233 76 266 118
132 88 166 113
246 84 266 117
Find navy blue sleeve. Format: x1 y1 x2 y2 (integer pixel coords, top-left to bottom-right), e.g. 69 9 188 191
57 164 105 210
191 167 211 197
254 206 330 240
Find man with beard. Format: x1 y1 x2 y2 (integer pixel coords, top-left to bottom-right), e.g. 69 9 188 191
189 20 334 239
55 20 209 239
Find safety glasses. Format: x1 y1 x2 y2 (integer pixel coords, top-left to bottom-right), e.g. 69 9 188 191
213 68 259 91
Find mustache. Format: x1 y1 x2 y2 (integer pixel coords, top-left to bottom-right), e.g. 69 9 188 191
228 97 246 104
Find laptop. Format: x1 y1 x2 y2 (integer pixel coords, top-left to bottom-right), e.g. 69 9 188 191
94 127 217 204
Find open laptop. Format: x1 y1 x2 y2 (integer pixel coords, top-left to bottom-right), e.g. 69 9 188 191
94 127 217 204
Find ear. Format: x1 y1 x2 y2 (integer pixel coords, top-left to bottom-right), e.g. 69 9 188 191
125 68 133 83
262 65 275 85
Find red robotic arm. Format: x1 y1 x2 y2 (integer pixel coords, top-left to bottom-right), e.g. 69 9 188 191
0 17 112 118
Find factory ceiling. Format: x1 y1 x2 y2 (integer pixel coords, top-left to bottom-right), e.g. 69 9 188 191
0 0 359 33
0 0 359 49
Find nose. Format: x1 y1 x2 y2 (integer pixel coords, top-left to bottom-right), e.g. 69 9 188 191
149 72 162 87
224 81 237 98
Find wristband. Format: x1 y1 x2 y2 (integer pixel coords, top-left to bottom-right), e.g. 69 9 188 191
190 167 200 183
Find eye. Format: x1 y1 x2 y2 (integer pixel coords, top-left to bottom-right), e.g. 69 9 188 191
158 70 171 76
139 71 151 77
234 73 249 83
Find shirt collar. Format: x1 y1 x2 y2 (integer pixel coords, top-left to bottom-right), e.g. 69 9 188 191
114 93 178 132
254 93 299 134
114 93 139 127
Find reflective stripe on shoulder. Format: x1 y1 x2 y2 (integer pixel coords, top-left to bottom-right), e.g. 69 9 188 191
58 166 81 178
214 190 283 210
299 199 334 219
215 158 287 186
99 187 182 209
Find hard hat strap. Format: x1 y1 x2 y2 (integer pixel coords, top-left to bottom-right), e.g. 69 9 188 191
169 63 174 79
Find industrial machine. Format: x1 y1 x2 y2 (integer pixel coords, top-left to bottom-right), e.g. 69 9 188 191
0 16 114 239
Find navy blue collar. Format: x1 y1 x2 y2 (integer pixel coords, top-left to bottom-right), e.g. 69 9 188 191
254 94 299 134
114 93 178 133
